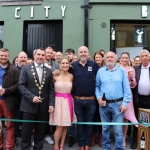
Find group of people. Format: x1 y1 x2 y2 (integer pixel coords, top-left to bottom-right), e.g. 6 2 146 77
0 45 150 150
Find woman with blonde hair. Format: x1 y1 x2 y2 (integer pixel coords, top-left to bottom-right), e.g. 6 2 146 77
49 57 76 150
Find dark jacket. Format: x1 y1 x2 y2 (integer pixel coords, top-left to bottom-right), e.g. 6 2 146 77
19 64 55 114
3 62 20 111
132 64 150 105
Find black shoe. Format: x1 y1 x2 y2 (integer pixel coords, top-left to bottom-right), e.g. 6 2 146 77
0 147 3 150
68 136 74 147
130 142 137 149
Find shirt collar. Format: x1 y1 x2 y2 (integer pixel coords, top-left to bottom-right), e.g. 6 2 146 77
141 63 150 69
105 64 117 71
0 65 8 70
44 60 52 66
34 61 43 68
77 59 89 66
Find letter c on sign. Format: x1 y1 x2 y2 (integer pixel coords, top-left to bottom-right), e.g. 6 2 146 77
15 7 21 19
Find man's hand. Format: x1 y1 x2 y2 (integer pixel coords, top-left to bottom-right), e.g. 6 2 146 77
120 105 128 113
48 106 54 112
98 98 105 107
32 96 42 103
0 88 5 96
52 70 60 76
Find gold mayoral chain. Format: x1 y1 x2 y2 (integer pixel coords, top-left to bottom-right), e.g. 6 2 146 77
31 65 46 98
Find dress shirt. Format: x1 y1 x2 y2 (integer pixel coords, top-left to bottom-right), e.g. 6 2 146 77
44 60 60 72
34 61 43 73
95 65 131 106
138 64 150 95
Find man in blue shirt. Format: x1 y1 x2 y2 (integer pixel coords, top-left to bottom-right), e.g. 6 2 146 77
95 51 131 150
70 46 99 150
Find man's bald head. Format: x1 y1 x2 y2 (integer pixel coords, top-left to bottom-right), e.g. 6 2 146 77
78 46 89 62
18 51 28 67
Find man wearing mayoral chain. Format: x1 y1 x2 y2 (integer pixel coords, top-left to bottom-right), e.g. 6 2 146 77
19 48 55 150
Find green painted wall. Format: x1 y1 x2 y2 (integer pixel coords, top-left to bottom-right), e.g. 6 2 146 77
0 0 84 61
0 0 150 60
89 3 150 55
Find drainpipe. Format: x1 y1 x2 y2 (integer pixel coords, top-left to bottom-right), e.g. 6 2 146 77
81 0 92 47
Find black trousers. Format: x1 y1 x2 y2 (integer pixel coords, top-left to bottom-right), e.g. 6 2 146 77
21 107 48 150
138 94 150 109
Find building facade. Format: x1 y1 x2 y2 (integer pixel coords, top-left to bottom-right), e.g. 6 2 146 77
0 0 150 60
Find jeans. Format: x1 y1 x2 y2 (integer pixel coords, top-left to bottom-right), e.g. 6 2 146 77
99 101 124 150
74 98 96 147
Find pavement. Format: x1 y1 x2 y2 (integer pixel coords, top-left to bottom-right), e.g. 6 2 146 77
12 129 137 150
2 123 137 150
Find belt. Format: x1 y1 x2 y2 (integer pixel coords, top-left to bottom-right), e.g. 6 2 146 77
106 97 123 103
138 94 150 97
74 96 95 100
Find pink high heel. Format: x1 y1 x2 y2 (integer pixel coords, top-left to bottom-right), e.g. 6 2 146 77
53 148 59 150
59 147 64 150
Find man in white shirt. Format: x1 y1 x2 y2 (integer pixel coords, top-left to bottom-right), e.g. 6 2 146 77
131 49 150 149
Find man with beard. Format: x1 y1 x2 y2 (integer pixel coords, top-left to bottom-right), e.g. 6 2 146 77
14 51 28 147
44 47 60 74
70 46 99 150
95 51 131 150
0 48 20 150
55 51 63 63
42 47 60 145
17 51 28 69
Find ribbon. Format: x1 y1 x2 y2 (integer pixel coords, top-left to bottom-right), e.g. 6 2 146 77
0 118 147 126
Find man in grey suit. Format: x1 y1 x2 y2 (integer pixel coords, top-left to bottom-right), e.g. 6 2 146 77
19 48 55 150
44 46 60 74
43 46 60 144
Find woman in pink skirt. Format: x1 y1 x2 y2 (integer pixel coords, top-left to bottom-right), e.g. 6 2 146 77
120 52 138 148
49 57 76 150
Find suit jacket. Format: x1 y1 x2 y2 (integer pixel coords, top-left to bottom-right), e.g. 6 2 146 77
44 60 60 72
19 63 55 113
132 64 150 104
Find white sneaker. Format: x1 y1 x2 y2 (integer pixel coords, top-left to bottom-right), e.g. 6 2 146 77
32 141 34 146
44 136 54 144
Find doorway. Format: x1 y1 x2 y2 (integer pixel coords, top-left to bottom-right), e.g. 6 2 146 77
23 20 63 58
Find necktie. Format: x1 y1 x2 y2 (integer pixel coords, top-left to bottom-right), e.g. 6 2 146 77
38 66 43 84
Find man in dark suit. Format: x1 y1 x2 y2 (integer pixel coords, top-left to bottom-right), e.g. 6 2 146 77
18 48 55 150
131 49 150 149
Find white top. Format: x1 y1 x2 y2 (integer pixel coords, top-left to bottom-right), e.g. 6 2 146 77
138 64 150 95
34 61 43 72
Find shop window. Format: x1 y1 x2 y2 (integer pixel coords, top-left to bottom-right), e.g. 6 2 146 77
1 0 42 6
110 21 150 60
0 24 4 48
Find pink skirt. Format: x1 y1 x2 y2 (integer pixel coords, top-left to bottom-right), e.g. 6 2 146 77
49 92 77 126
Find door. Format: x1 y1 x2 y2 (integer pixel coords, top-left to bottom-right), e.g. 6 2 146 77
23 21 62 58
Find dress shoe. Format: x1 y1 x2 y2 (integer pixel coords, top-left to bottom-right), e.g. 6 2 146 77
130 142 137 149
91 133 96 146
68 136 74 147
98 134 102 147
79 147 84 150
84 145 90 150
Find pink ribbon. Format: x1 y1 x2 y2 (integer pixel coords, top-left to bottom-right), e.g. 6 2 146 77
55 92 73 122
